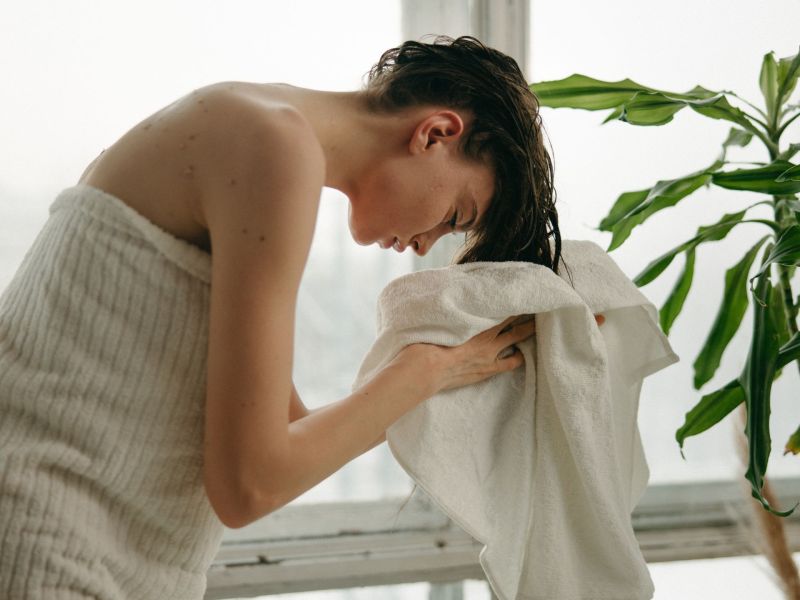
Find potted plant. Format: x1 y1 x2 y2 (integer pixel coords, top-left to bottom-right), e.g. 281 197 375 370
529 47 800 521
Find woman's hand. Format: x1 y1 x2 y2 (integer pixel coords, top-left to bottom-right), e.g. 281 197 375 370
397 312 605 394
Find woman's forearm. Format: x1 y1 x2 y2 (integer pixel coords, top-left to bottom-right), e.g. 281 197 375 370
245 350 440 521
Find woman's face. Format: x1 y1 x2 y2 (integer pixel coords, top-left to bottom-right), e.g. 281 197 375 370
347 110 495 256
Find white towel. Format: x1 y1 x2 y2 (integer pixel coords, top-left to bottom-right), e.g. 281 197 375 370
352 239 679 600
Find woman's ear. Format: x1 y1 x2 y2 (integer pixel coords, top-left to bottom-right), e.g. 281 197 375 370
408 110 466 155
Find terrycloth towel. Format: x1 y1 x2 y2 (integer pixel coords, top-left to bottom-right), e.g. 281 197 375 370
352 240 679 600
0 184 222 599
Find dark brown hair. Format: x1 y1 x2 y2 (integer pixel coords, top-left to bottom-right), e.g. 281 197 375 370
363 35 562 274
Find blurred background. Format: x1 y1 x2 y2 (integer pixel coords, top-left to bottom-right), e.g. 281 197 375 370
1 1 798 598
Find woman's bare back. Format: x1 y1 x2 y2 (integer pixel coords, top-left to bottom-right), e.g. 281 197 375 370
77 81 296 254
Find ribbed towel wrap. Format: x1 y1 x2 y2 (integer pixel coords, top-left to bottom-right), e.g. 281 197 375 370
352 242 680 600
0 184 223 599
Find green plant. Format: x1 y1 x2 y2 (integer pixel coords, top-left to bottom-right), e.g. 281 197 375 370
530 47 800 517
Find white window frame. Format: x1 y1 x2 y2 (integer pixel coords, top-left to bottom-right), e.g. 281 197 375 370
206 477 800 599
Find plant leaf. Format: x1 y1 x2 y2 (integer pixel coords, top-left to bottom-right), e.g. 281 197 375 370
722 127 754 151
675 378 744 459
759 51 780 123
776 163 800 182
606 165 719 251
785 425 800 456
777 46 800 110
529 74 660 110
601 104 625 123
598 189 650 231
692 236 770 389
530 76 723 127
769 279 791 381
660 247 696 335
619 87 754 128
752 225 800 284
618 91 687 126
739 271 798 517
777 331 800 369
712 160 800 195
633 208 749 286
689 92 761 133
777 143 800 162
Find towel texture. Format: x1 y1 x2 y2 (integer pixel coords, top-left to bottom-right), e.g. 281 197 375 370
352 240 679 600
0 184 222 599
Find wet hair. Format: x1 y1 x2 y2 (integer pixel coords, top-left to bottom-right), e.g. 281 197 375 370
362 35 563 275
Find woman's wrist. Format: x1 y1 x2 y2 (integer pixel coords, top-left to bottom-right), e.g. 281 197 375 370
391 342 451 397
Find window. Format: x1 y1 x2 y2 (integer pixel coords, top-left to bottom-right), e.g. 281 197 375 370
3 2 798 599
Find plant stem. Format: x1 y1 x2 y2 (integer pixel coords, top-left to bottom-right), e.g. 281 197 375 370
774 198 800 337
767 114 800 374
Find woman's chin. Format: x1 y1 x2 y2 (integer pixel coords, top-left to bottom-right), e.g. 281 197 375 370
347 227 372 247
346 217 376 247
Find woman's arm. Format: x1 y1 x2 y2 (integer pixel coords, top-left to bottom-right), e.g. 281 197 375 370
196 88 532 529
258 352 437 519
291 384 386 446
288 383 310 423
261 315 538 520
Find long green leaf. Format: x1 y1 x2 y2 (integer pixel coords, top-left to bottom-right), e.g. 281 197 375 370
606 165 718 251
777 47 800 110
776 163 800 182
759 51 780 124
751 225 800 285
771 283 791 383
692 236 771 389
598 189 650 231
712 160 800 195
618 91 687 126
688 91 761 133
633 209 749 286
739 271 798 516
618 87 756 129
660 247 696 335
599 129 756 239
529 74 660 110
675 378 744 459
676 309 800 456
777 331 800 368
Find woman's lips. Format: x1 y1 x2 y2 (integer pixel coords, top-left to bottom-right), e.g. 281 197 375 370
378 237 404 251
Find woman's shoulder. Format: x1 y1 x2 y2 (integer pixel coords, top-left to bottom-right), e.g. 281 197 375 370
77 82 323 254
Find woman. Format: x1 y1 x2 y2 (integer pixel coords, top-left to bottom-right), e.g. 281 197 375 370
0 36 602 598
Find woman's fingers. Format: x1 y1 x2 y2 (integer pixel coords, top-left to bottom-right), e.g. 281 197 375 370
496 314 521 335
498 312 603 345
